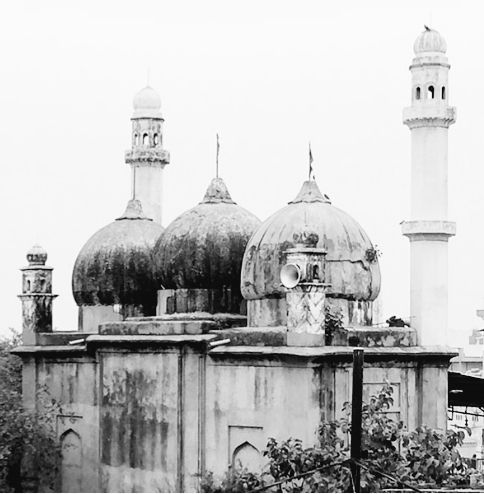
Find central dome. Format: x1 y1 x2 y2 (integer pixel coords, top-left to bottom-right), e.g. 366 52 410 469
241 180 381 303
154 178 260 313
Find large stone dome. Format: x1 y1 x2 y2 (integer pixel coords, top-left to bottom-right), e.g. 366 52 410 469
241 180 381 303
154 178 260 303
72 200 163 313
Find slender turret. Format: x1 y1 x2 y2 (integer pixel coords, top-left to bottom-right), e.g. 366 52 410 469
18 245 57 344
124 86 170 224
402 27 456 345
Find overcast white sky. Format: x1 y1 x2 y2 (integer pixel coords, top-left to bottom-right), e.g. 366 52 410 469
1 0 483 346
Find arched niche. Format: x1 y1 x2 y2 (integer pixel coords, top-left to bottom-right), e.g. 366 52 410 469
232 441 262 472
60 429 82 493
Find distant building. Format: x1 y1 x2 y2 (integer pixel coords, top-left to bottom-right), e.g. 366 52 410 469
14 27 461 492
449 330 484 465
469 328 484 346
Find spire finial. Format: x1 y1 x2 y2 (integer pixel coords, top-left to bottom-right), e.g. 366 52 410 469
216 133 220 179
308 142 315 181
146 67 150 86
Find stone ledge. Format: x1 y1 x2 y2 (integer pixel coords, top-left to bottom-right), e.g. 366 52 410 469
134 312 246 328
401 220 456 237
86 334 218 349
99 320 218 336
347 327 417 347
210 326 288 346
403 105 456 128
11 345 88 356
208 345 458 364
124 149 170 164
211 326 415 348
35 332 96 346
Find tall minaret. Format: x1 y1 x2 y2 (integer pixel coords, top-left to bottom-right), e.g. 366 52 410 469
402 27 456 345
18 245 57 344
125 86 170 224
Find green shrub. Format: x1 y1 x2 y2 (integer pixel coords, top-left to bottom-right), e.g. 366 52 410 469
202 384 476 492
0 330 61 492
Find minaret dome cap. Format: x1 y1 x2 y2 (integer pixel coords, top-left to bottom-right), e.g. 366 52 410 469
413 26 447 55
27 244 47 265
132 85 162 118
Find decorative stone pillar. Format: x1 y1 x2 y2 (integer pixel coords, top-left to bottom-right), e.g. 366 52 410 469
18 245 57 344
281 230 330 345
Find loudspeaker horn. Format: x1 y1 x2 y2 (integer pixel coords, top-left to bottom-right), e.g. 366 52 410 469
280 263 301 289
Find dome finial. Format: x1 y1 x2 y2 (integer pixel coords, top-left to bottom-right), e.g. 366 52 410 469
201 177 235 204
308 142 316 181
116 199 151 221
290 180 331 204
216 133 220 179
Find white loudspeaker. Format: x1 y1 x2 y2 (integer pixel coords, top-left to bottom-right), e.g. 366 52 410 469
280 263 301 289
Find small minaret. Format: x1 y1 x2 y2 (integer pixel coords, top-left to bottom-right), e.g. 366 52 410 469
124 86 170 224
18 245 57 344
401 27 456 345
280 230 330 345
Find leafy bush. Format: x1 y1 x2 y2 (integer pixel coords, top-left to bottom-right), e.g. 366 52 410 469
201 384 477 492
0 330 61 492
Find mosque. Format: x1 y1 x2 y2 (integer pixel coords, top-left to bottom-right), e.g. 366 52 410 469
14 27 463 492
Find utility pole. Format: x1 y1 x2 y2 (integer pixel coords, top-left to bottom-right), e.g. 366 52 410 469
350 348 364 492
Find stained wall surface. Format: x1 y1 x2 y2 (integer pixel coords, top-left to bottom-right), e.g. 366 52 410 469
99 346 204 492
203 353 450 477
34 356 99 493
20 341 451 493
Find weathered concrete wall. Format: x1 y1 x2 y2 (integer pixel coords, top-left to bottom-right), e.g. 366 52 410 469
157 288 247 315
99 347 203 492
100 351 178 492
78 305 122 332
247 298 374 327
16 331 452 493
204 356 323 477
418 364 449 430
35 356 99 493
204 351 450 476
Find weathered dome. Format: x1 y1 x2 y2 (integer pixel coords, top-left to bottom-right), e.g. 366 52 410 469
414 27 447 55
27 244 48 266
72 200 163 311
241 180 381 302
132 85 162 118
154 178 261 293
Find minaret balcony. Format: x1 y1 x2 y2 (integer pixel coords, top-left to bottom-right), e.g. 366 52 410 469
403 105 456 128
401 220 456 241
125 148 170 165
